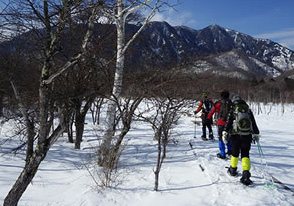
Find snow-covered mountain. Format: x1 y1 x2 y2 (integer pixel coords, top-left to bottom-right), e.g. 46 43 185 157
128 22 294 79
1 21 294 80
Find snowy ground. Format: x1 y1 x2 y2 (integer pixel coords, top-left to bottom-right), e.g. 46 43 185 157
1 102 294 206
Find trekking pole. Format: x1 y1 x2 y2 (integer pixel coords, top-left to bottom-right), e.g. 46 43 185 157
256 140 276 188
194 116 197 138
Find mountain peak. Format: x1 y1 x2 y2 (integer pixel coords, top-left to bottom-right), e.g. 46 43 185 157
207 24 224 30
136 21 294 76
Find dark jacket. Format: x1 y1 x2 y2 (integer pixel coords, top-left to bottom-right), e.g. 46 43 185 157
207 98 231 126
194 98 214 115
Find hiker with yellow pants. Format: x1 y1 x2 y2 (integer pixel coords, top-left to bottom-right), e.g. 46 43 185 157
222 95 260 186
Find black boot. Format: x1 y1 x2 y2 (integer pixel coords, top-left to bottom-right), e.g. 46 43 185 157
201 126 207 141
201 135 207 141
209 132 214 140
240 170 253 186
217 153 226 159
227 166 237 176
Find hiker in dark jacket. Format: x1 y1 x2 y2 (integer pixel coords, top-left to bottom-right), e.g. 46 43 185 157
194 93 214 141
222 95 260 186
207 90 232 159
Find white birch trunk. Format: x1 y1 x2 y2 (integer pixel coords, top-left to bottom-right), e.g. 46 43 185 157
101 0 125 156
100 0 160 165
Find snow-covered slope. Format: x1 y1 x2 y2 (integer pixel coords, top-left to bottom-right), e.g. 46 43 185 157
182 49 280 79
1 102 294 205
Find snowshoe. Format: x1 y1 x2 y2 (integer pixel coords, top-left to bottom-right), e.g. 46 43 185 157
227 166 238 177
217 153 226 159
201 135 208 141
240 171 253 186
240 177 253 186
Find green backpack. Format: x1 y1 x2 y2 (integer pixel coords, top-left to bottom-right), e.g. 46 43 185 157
232 102 252 135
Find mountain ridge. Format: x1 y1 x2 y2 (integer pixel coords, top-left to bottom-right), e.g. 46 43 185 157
1 21 294 80
129 21 294 79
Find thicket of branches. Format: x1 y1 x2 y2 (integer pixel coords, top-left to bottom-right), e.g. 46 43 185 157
143 71 294 103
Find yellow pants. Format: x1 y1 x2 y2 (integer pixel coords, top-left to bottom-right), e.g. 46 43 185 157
230 156 251 171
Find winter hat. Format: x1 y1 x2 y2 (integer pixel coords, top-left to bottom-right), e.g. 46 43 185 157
232 95 241 102
202 92 208 98
221 90 230 99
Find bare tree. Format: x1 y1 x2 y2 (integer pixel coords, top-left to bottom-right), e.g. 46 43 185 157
138 96 185 191
111 95 144 167
3 1 103 205
10 81 36 161
73 97 94 149
94 95 144 187
90 97 105 125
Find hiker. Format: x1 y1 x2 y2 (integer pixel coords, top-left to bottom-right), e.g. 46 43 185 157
207 90 233 159
194 93 214 141
222 95 260 186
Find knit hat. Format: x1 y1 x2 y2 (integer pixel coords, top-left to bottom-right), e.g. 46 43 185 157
221 90 230 99
202 93 208 98
232 95 241 102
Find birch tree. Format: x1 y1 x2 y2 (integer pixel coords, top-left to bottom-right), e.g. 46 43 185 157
3 1 103 205
99 0 163 167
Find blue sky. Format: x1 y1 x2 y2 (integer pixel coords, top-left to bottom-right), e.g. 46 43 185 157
153 0 294 50
1 0 293 50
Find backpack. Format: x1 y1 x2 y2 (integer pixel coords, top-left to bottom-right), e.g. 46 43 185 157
202 98 212 114
218 99 231 121
232 102 252 135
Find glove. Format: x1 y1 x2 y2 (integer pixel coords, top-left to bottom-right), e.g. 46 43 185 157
252 134 260 144
222 131 228 144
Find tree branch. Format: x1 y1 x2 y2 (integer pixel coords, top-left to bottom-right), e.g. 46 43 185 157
42 1 101 84
26 0 46 25
123 0 159 53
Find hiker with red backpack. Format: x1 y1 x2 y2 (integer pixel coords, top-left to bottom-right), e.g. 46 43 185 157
194 93 214 141
207 90 233 159
222 95 260 185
